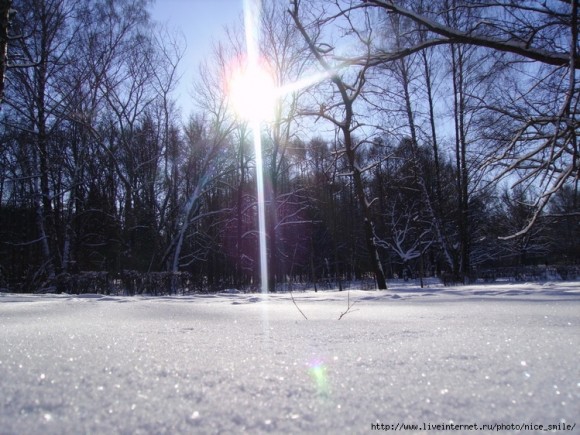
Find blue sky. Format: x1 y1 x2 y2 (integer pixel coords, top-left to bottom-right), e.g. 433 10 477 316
151 0 244 117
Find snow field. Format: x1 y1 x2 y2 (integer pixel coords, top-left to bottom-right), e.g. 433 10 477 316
0 282 579 434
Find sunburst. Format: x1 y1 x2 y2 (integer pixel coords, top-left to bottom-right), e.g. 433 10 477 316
227 0 333 297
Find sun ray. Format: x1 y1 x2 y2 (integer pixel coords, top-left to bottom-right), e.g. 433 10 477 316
277 70 333 96
239 0 270 300
229 0 342 299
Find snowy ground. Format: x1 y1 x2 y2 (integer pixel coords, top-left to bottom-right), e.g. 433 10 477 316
1 280 579 434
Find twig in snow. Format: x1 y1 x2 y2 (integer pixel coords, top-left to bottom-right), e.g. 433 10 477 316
338 290 359 320
290 289 308 320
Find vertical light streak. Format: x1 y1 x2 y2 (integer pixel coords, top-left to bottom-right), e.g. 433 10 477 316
243 0 259 63
252 119 269 295
243 0 269 296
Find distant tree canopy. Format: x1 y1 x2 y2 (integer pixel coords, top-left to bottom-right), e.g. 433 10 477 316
0 0 578 293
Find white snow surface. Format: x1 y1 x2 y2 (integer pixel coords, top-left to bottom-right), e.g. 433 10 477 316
1 280 579 434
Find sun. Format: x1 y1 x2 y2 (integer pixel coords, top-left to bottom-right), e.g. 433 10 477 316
228 60 278 123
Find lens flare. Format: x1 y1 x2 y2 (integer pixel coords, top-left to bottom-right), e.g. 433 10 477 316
308 359 330 396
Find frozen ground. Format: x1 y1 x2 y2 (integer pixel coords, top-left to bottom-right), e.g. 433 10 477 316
0 280 579 434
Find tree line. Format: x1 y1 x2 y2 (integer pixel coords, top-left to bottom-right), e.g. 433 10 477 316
0 0 578 293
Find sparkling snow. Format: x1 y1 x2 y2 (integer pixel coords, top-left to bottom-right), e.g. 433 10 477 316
1 281 579 434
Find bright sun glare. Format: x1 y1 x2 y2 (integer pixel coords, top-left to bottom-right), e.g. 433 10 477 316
229 0 331 298
228 61 278 123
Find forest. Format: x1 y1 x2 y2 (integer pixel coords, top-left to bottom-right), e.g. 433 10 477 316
0 0 578 293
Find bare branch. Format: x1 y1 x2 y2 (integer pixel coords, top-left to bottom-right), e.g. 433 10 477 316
364 0 577 68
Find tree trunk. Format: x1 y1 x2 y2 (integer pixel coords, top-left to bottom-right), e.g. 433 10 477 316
0 0 10 108
343 130 387 289
451 42 470 282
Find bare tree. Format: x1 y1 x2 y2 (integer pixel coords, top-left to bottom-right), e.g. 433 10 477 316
261 1 314 291
290 0 388 289
374 6 458 276
166 115 230 288
495 186 551 266
163 37 239 289
1 0 175 287
0 0 12 106
4 0 81 283
360 0 579 236
149 26 185 249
